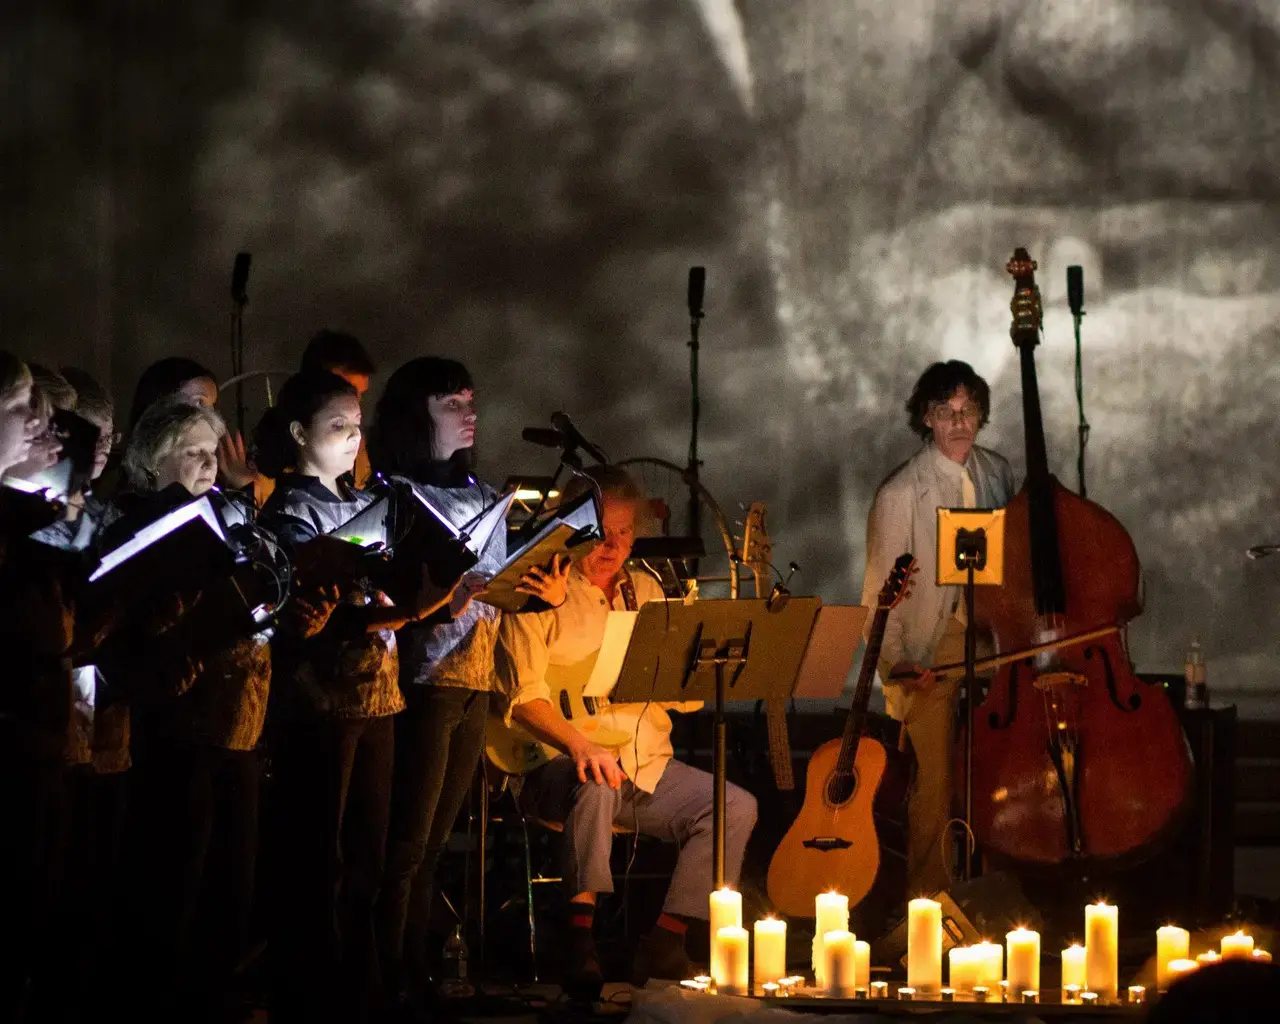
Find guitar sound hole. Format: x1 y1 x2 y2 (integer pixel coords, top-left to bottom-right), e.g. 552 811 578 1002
825 769 859 807
584 697 597 716
559 691 572 719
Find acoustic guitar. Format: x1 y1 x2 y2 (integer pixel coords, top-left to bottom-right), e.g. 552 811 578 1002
766 552 917 917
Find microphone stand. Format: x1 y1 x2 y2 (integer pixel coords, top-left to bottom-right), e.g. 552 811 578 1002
1070 287 1089 500
687 290 704 549
231 288 248 438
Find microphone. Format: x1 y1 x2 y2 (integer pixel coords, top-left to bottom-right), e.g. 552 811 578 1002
521 427 563 449
231 252 252 304
1067 265 1084 317
687 266 706 319
1247 544 1280 560
550 411 608 465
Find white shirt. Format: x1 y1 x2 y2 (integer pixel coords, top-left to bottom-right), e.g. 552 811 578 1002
861 442 1015 707
494 567 702 793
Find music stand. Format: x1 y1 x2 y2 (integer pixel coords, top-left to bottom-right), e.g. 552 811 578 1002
936 508 1006 881
606 598 861 887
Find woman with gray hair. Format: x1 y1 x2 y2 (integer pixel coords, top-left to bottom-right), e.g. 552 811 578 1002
98 394 294 1019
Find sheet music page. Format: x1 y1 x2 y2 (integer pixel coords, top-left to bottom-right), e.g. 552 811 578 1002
89 496 226 581
582 610 639 697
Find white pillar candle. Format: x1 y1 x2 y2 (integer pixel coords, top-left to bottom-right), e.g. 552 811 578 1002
1006 929 1040 996
1085 902 1118 1000
1156 927 1190 991
714 926 749 996
822 930 857 997
1062 944 1086 990
854 939 871 991
753 917 787 989
1221 931 1255 960
906 898 942 995
812 891 849 987
709 889 742 986
974 940 1004 990
948 946 979 994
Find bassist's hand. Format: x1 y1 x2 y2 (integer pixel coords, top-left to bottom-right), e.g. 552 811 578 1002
889 661 936 695
570 738 624 790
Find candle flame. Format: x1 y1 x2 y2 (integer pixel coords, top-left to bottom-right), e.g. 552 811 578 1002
1233 930 1246 938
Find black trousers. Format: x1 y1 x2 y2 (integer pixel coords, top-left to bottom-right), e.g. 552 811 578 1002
0 722 68 1023
126 735 260 1016
270 714 394 1023
376 687 489 995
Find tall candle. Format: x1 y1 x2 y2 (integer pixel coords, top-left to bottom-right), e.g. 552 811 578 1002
854 940 871 991
714 926 749 995
1221 931 1254 960
753 917 787 989
907 898 942 995
1006 929 1041 996
812 891 849 987
1061 944 1086 990
949 946 979 994
1156 927 1190 991
709 889 742 986
1085 902 1119 1000
823 930 857 997
974 940 1004 990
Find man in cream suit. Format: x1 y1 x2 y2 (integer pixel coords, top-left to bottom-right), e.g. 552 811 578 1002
862 361 1015 896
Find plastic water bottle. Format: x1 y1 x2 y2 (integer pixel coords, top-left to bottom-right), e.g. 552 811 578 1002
1184 638 1207 710
438 924 474 998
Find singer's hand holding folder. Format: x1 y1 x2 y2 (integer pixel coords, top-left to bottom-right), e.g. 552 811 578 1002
479 489 603 612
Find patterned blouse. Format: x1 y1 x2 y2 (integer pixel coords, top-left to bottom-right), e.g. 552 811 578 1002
260 475 404 720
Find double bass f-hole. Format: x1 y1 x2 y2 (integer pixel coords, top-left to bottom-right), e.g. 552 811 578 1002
1086 644 1142 714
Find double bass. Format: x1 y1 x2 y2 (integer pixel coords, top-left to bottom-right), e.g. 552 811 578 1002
968 249 1192 866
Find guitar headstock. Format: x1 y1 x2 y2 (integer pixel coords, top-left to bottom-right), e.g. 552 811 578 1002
877 552 918 611
740 501 773 597
1006 247 1043 350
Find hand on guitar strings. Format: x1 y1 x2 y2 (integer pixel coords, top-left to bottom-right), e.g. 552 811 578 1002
515 553 571 608
570 736 625 790
888 661 938 695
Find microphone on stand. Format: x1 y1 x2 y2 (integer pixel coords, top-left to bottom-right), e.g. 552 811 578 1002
520 427 564 449
231 252 252 305
1067 265 1084 317
550 411 608 465
687 266 706 319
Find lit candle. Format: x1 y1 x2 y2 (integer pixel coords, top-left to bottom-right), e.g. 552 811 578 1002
906 898 942 995
822 930 857 997
972 985 989 1002
1006 928 1040 997
1128 985 1146 1004
1085 901 1118 1000
974 940 1003 990
1062 944 1086 991
1253 950 1272 964
709 889 742 985
812 892 849 987
897 987 915 1001
713 926 749 996
1168 958 1200 981
1196 950 1221 966
1021 991 1039 1004
869 980 888 999
854 940 871 991
948 946 979 994
680 979 708 992
761 981 780 997
1221 930 1255 960
1064 985 1081 1004
1156 926 1190 991
753 917 787 990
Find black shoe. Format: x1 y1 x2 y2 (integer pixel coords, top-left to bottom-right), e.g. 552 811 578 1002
563 932 604 1003
631 928 693 987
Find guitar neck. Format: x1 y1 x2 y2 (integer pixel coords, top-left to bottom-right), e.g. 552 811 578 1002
841 604 889 750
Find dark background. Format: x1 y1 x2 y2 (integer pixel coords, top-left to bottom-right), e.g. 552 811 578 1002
4 0 1279 708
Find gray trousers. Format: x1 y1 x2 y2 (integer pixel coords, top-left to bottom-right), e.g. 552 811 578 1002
519 756 757 919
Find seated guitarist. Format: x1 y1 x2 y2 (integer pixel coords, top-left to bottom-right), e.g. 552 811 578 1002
493 465 758 993
862 361 1014 897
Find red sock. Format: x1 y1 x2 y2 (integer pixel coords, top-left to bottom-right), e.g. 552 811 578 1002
657 913 688 937
570 901 596 934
